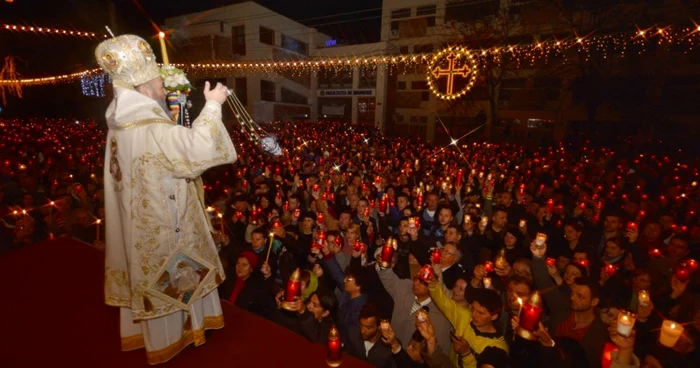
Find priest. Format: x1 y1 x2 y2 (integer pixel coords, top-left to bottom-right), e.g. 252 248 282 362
96 34 237 364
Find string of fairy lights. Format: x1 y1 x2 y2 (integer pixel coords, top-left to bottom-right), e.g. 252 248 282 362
1 24 700 88
1 23 106 38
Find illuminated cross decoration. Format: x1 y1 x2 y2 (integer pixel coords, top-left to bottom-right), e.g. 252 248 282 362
431 54 471 95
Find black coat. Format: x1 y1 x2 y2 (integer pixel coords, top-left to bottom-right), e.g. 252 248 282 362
218 271 275 320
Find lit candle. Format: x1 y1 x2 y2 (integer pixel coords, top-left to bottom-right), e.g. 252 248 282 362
418 264 434 283
217 213 224 234
604 263 617 277
483 261 494 273
659 320 683 347
430 248 441 264
379 194 388 213
519 219 526 228
326 325 342 367
675 264 690 282
545 257 556 268
456 169 463 186
416 308 429 322
601 341 619 368
380 319 391 331
638 290 650 307
516 291 543 340
495 248 507 268
96 219 101 241
379 238 397 268
535 233 547 247
281 268 302 311
616 310 636 337
483 277 492 289
685 259 698 272
480 215 488 227
158 31 169 65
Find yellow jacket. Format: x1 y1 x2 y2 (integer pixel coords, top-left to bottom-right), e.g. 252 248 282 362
428 283 509 368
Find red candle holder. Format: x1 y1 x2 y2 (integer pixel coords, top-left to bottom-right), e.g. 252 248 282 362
326 325 342 367
379 238 397 268
649 248 662 258
686 259 698 272
516 291 543 340
418 264 434 283
545 257 556 268
456 169 464 186
430 249 441 264
675 264 690 282
483 261 494 273
317 212 325 224
281 268 302 311
604 263 617 277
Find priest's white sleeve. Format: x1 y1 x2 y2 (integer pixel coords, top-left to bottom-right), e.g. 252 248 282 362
149 100 237 178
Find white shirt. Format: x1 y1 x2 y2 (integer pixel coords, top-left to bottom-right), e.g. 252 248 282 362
364 341 375 357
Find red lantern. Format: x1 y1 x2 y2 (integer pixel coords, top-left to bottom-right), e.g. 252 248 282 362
327 325 342 367
379 238 397 268
281 269 302 311
516 291 544 340
418 264 434 283
545 257 556 268
430 248 441 264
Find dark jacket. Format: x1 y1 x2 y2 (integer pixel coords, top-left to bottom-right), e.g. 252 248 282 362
346 328 397 368
218 271 275 320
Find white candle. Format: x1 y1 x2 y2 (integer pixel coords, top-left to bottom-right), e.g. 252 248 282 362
659 320 683 347
638 290 649 307
158 32 169 65
483 277 492 289
616 311 635 337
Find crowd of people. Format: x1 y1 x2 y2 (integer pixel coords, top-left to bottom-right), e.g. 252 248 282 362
1 116 698 368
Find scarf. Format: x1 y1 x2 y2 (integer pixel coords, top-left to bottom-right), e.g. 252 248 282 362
301 270 318 301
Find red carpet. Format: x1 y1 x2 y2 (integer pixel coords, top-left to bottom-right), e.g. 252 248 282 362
0 238 370 368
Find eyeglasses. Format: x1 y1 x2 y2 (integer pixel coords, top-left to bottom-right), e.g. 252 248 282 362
344 277 356 283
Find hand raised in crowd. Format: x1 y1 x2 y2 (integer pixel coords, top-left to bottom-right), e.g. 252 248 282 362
494 260 511 277
473 264 487 282
450 333 471 355
533 322 555 348
380 321 400 350
416 319 438 356
625 227 639 243
202 81 228 104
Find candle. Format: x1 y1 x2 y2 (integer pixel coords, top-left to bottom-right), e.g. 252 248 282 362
317 212 324 225
535 232 547 247
456 169 463 186
96 219 101 241
326 325 342 367
217 213 224 234
416 308 429 322
483 277 491 289
545 257 556 268
604 263 617 277
601 342 619 368
379 238 397 268
483 261 494 273
638 290 650 307
380 319 391 331
158 32 169 65
659 320 683 347
649 248 662 258
281 268 302 311
516 291 543 340
430 248 441 264
480 216 488 227
352 240 364 253
495 248 507 268
379 194 388 213
675 265 690 282
616 310 636 337
418 264 434 283
519 219 526 228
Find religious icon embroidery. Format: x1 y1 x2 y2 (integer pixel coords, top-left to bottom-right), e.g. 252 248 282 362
110 137 123 182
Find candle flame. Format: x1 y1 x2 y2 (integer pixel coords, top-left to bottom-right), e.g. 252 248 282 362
158 31 165 39
96 219 101 224
217 213 223 219
671 323 676 329
517 297 523 306
50 201 55 206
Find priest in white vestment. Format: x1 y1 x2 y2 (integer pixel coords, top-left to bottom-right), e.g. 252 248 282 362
95 34 237 365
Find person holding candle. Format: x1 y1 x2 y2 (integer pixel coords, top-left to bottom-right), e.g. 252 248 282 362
433 242 467 289
322 257 370 344
346 302 397 368
374 257 452 355
96 34 237 364
427 274 508 368
218 251 275 319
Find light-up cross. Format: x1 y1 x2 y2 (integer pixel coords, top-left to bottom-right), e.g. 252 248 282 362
431 54 471 95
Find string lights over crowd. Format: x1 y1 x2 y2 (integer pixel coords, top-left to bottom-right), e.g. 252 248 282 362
2 24 700 86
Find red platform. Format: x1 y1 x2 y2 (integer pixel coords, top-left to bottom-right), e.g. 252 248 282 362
0 238 369 368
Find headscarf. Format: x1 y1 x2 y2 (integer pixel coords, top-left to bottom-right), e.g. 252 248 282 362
301 270 318 301
229 251 259 304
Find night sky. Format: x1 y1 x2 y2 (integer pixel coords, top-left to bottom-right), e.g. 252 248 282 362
0 0 381 117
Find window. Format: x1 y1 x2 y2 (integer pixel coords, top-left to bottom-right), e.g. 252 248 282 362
421 92 430 101
235 77 247 105
391 21 399 33
417 5 437 16
419 116 428 123
281 87 307 105
410 116 420 123
397 81 407 90
411 81 428 90
526 118 553 129
281 34 308 55
231 25 246 55
260 80 276 102
259 26 275 46
426 17 436 27
391 8 411 19
395 114 405 122
414 44 433 53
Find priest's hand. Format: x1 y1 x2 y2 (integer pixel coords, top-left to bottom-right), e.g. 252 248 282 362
203 81 228 105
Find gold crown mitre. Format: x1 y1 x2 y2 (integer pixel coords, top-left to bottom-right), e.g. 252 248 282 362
95 34 161 88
